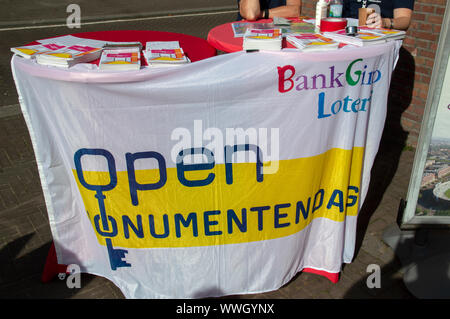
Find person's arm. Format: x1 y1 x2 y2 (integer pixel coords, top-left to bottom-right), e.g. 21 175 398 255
366 8 413 30
239 0 301 21
266 0 302 19
239 0 261 21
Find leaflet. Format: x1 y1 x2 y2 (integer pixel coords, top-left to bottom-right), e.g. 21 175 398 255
286 33 339 51
99 47 141 70
144 41 189 65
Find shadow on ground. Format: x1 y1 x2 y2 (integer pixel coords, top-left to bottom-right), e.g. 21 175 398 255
0 234 98 298
343 47 416 298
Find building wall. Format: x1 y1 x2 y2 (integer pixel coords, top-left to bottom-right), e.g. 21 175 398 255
301 0 448 147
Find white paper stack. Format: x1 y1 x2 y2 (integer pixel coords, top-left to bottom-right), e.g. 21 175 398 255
143 41 190 67
242 28 282 51
98 47 141 71
286 33 339 52
35 44 103 67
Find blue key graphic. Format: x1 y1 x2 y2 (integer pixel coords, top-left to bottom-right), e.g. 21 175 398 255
74 148 131 270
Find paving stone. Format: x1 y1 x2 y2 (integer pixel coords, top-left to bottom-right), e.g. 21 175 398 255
329 273 370 298
277 274 315 299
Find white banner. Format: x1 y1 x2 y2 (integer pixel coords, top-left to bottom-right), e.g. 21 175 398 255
12 42 399 298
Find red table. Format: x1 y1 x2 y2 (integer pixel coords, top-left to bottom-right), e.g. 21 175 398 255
32 30 217 66
207 19 300 53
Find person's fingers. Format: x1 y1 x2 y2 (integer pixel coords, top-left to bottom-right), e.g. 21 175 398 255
366 12 381 27
368 13 379 23
367 12 378 20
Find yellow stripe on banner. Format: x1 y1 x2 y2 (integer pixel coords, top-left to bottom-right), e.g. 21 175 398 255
73 147 364 248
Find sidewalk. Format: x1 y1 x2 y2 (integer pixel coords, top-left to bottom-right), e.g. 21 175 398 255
0 0 237 27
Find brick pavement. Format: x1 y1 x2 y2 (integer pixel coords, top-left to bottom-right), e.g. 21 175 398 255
0 9 417 299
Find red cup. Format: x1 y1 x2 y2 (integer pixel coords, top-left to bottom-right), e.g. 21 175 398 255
320 18 348 32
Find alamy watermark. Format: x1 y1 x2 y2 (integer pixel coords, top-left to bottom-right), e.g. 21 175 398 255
59 264 81 288
66 4 81 29
170 120 280 175
366 264 381 289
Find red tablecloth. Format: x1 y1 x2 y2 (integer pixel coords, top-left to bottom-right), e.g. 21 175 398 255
207 19 301 53
32 30 217 65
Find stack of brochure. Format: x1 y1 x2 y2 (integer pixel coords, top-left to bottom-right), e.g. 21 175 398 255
242 28 282 51
10 43 67 59
286 33 339 52
98 46 141 71
284 22 316 34
273 16 291 27
322 29 387 46
35 44 103 67
357 26 406 41
11 37 145 69
143 41 190 67
231 22 276 37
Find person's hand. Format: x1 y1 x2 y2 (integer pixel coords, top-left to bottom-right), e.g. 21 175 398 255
366 12 382 28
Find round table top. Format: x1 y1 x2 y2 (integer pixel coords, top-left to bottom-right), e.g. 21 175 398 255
207 19 301 53
31 30 217 64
